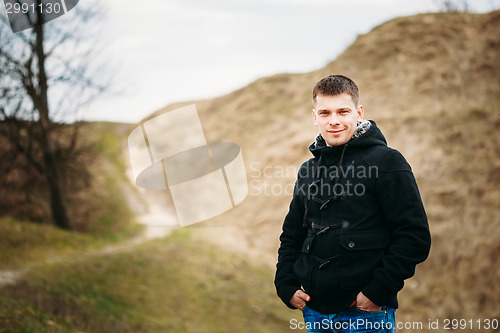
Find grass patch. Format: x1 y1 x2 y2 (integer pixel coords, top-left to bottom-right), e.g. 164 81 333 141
0 217 143 271
0 120 140 240
0 229 304 332
68 121 140 238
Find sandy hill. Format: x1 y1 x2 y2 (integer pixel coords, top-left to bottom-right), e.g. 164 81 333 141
145 10 500 325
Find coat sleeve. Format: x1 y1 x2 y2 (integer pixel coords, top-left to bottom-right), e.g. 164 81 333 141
362 149 431 306
274 172 308 309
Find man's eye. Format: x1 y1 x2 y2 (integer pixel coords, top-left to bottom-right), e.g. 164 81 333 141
340 110 349 114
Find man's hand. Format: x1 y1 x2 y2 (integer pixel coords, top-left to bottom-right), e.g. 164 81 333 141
290 289 311 311
355 292 381 312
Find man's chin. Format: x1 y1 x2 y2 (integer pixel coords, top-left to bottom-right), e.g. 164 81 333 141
325 139 348 147
324 132 354 147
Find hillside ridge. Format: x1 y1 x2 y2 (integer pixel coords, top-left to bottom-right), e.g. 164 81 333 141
143 10 500 326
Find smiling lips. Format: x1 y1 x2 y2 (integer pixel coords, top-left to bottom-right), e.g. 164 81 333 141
327 129 345 135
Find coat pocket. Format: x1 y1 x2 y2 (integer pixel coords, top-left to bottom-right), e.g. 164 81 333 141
293 253 314 291
339 232 390 290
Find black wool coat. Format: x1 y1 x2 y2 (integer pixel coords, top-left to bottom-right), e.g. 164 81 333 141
274 120 431 314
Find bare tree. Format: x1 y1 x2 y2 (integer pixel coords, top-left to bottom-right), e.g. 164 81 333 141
0 0 105 230
434 0 470 12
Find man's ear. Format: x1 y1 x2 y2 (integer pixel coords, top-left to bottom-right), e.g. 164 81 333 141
357 105 364 122
312 109 318 125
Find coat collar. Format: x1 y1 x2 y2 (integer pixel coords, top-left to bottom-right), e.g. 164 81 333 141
309 120 387 159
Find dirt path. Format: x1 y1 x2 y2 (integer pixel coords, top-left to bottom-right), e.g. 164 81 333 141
0 155 273 287
0 178 178 288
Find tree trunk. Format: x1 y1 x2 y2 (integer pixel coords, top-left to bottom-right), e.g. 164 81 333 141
42 145 74 230
33 14 74 231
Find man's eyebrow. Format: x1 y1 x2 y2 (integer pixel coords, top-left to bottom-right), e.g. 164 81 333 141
317 106 353 112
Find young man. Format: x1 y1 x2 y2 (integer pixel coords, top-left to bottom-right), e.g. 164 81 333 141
275 75 431 332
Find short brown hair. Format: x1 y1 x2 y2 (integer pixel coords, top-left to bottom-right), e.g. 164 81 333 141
312 75 360 107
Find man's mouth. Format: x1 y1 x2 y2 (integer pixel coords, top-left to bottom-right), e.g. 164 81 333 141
327 129 344 135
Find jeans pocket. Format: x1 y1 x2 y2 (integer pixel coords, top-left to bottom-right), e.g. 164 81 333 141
347 306 393 333
302 306 330 333
353 305 385 315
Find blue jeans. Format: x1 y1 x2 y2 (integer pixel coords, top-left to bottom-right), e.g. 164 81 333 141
302 305 396 333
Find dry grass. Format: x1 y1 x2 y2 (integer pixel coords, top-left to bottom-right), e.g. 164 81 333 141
0 229 304 332
0 121 139 238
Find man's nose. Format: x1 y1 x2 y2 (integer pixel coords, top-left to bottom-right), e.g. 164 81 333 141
329 114 341 126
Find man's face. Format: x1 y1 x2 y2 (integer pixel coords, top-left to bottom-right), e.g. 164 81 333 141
313 93 364 147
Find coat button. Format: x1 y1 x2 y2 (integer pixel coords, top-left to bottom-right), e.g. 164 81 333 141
348 241 355 248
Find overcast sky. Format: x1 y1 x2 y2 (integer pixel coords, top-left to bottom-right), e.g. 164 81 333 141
2 0 499 123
